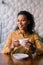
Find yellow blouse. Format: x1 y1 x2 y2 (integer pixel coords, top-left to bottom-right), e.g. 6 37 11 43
2 30 43 55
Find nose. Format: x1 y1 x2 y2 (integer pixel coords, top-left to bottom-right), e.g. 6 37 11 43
19 21 22 25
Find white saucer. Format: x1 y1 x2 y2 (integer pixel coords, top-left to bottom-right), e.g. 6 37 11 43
13 53 29 59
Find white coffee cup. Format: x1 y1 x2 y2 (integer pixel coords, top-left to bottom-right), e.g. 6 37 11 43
19 38 28 46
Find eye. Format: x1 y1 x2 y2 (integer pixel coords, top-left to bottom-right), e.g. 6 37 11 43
17 20 20 22
22 20 25 21
22 19 27 22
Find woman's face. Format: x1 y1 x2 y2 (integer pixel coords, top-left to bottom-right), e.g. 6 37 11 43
17 15 30 30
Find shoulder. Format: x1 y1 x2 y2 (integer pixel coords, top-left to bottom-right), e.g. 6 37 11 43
33 32 39 36
9 30 19 35
32 32 40 40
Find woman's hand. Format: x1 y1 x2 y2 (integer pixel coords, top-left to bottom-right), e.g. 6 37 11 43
24 41 32 50
10 40 20 49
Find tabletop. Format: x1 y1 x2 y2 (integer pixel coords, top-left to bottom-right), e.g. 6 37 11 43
0 53 43 65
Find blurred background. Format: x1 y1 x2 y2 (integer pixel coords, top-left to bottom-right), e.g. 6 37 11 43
0 0 43 52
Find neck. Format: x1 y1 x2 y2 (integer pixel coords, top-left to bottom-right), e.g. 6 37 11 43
19 29 27 34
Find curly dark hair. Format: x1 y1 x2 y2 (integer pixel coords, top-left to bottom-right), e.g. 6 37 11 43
15 11 35 34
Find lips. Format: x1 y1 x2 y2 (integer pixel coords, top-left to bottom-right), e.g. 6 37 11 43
19 24 23 27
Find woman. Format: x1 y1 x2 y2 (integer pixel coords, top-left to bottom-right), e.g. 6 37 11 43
2 11 43 56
